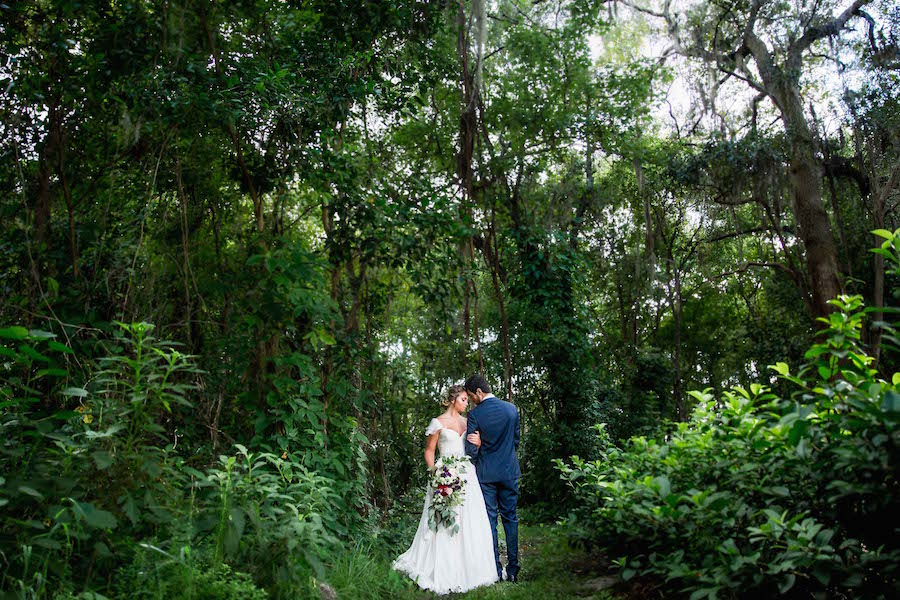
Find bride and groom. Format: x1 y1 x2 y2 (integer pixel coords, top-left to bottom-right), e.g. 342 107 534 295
393 374 521 595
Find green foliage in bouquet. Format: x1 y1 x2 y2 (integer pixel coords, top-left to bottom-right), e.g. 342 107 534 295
427 457 468 536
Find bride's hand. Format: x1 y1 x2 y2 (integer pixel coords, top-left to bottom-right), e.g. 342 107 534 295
466 431 481 447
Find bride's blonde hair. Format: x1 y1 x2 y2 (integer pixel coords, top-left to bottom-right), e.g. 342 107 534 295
441 384 467 407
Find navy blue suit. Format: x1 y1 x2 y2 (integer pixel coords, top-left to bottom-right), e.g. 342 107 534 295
465 395 521 580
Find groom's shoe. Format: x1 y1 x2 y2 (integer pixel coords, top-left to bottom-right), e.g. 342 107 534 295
506 572 519 583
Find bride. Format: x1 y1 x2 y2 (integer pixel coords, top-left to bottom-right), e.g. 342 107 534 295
393 385 499 594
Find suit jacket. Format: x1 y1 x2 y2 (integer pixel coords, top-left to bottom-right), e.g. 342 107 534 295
465 395 521 483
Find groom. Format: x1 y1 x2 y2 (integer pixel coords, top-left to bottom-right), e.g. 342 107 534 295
464 374 521 583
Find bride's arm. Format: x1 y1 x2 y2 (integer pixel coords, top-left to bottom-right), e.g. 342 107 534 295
466 431 481 447
424 431 440 470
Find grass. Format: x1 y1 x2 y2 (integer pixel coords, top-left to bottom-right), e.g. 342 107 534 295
326 524 620 600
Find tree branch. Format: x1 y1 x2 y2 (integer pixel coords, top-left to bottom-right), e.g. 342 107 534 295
717 260 799 280
876 155 900 209
704 226 783 244
716 61 766 94
824 155 871 197
792 0 873 58
617 0 667 19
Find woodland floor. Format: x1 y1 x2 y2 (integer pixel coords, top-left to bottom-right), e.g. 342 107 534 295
327 523 633 600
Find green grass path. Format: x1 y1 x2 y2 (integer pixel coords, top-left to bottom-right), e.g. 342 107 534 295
327 525 620 599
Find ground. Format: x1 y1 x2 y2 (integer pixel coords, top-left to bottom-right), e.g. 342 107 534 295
327 523 626 600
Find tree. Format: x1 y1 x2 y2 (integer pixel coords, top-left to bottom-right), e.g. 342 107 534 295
628 0 883 318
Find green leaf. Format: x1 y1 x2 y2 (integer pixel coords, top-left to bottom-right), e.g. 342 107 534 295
872 228 894 240
770 362 790 376
778 574 796 593
122 494 138 526
881 391 900 413
0 326 29 340
62 387 88 398
47 340 74 354
72 501 118 530
230 507 246 539
36 368 67 378
788 420 808 446
92 450 115 470
85 424 126 439
812 566 831 585
317 329 336 346
28 329 56 339
18 345 51 363
651 475 671 497
32 537 62 550
18 485 43 500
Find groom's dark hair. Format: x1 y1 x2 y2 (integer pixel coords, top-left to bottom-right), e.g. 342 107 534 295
464 374 491 394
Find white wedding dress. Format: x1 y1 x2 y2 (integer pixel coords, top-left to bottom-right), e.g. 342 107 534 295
393 418 499 594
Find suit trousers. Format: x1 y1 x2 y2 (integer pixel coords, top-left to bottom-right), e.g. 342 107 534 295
479 478 519 579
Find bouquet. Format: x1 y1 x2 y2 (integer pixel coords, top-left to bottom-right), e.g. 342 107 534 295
427 456 468 535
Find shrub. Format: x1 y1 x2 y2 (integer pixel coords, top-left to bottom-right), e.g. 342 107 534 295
109 546 269 600
557 291 899 598
196 444 343 597
0 322 197 594
0 322 356 599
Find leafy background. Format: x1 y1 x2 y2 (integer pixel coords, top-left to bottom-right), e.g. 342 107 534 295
1 0 898 598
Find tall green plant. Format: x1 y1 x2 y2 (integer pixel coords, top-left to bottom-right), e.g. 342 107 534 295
0 322 199 594
1 321 358 598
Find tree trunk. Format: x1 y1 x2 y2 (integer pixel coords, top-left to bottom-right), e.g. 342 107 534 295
456 0 477 347
789 142 843 318
492 266 513 398
741 30 848 319
770 75 843 318
824 161 852 279
176 155 193 349
54 113 79 280
869 152 900 363
672 265 684 420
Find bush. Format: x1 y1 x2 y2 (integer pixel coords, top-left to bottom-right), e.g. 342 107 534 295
557 292 900 598
0 322 197 594
0 322 354 599
109 547 269 600
196 444 343 596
